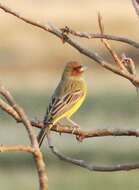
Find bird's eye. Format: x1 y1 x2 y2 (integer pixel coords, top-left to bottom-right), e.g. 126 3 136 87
73 66 82 70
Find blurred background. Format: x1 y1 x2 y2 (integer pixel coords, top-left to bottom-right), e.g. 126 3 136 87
0 0 139 189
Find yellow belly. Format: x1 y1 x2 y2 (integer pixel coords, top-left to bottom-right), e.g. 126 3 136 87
66 95 85 118
53 94 86 124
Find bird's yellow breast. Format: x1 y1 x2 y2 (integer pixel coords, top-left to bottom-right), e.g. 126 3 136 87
53 78 87 124
66 94 86 118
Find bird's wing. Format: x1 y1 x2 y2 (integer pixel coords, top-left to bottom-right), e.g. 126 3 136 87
44 89 84 123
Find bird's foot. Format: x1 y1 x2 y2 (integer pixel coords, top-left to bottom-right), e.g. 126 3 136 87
71 124 80 134
70 125 85 142
55 123 62 136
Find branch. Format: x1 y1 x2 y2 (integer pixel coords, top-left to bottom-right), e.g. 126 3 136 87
1 3 138 49
0 3 51 32
0 98 139 139
132 0 139 17
31 121 139 138
98 13 128 71
49 145 139 172
0 84 48 190
0 145 34 153
0 98 21 121
1 96 139 139
47 136 139 172
61 26 139 49
0 3 139 90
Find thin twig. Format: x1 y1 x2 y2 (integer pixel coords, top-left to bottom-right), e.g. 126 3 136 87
0 4 51 32
50 145 139 172
43 135 139 173
0 84 36 146
132 0 139 17
0 145 34 153
98 13 127 71
47 135 139 172
60 27 139 49
0 98 21 121
47 23 139 88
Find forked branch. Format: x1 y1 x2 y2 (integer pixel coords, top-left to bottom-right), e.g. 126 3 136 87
0 84 48 190
0 3 139 90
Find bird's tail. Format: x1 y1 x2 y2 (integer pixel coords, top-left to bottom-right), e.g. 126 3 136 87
37 123 52 147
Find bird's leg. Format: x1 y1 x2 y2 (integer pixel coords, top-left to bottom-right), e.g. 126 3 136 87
66 118 80 134
55 122 62 135
66 118 85 142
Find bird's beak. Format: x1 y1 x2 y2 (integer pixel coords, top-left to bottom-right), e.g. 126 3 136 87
80 65 87 72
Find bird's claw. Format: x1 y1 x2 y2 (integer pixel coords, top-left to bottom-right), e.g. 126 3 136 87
71 125 80 134
55 125 62 136
70 125 85 142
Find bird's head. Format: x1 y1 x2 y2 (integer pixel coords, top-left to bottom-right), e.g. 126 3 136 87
62 61 87 79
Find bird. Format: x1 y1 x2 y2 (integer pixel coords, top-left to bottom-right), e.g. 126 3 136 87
37 61 87 147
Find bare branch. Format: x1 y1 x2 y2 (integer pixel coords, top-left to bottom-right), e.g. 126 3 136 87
132 0 139 17
2 99 139 140
98 13 127 71
31 121 139 138
0 3 139 90
0 98 21 121
0 84 48 190
61 26 139 49
1 95 139 139
0 3 51 32
47 136 139 172
0 145 34 153
0 97 139 140
45 23 139 89
50 145 139 172
1 97 139 139
0 84 37 146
